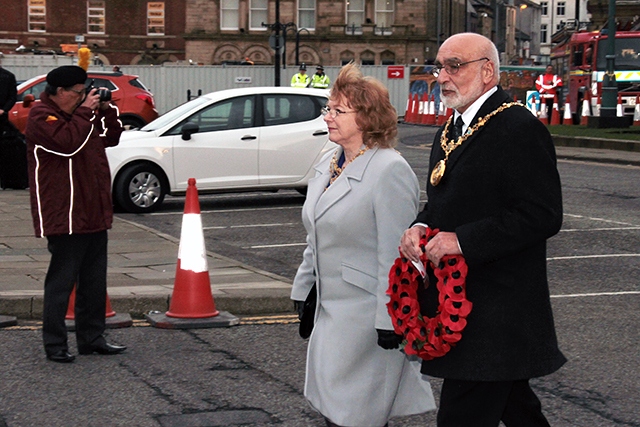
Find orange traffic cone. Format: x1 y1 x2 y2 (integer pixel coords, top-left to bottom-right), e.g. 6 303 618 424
550 95 561 125
633 96 640 126
417 93 425 124
419 92 429 124
64 284 132 330
539 99 549 125
426 94 436 125
562 95 573 125
404 93 411 122
146 178 238 329
616 93 624 117
580 93 591 126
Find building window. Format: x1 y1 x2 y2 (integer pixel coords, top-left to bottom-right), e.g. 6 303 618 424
249 0 267 30
375 0 394 35
346 0 364 35
540 1 548 16
298 0 315 31
541 24 548 43
557 1 566 16
147 2 165 35
221 0 239 30
87 1 105 34
28 0 46 32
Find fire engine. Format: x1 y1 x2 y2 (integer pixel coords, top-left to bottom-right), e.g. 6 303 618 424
550 28 640 120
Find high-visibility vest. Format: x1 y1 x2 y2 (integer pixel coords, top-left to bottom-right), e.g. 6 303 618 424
291 73 310 88
535 73 563 99
310 74 330 89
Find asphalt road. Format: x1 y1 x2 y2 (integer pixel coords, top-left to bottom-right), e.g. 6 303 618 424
1 124 638 426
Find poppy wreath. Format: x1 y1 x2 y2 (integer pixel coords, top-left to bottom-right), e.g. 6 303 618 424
386 227 471 361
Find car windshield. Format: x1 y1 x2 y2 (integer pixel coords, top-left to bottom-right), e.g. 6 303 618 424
140 97 211 131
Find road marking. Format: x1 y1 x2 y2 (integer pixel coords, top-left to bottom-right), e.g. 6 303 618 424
547 254 640 261
551 291 640 299
204 222 297 230
564 213 638 227
561 226 640 232
247 242 307 249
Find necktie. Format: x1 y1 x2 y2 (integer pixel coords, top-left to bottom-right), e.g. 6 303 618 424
451 116 464 140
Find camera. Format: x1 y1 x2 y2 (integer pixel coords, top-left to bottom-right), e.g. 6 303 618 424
85 80 112 102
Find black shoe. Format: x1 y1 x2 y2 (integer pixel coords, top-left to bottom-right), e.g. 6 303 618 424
78 342 127 355
46 350 75 363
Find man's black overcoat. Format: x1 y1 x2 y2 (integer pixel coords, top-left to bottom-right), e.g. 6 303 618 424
416 87 566 381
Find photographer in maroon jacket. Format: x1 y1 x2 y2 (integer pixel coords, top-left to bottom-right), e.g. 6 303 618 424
25 65 125 363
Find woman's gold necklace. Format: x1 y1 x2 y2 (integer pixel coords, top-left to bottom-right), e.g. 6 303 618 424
327 146 369 187
430 102 522 186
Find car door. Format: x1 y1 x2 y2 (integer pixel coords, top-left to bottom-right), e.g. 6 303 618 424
10 79 47 133
258 93 330 185
169 95 259 191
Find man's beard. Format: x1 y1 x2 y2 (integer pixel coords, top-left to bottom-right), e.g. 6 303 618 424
440 80 486 111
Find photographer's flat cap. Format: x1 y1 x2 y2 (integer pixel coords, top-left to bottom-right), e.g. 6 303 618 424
46 66 87 88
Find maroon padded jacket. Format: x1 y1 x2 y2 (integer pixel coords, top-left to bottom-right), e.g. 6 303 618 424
25 92 122 237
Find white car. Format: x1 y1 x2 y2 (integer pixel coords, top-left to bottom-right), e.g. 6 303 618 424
107 87 335 213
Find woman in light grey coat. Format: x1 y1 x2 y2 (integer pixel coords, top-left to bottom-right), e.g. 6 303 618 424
291 63 436 427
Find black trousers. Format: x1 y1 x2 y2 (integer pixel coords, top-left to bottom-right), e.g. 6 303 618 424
42 231 108 354
437 378 551 427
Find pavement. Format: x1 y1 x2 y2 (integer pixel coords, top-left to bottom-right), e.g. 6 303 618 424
1 136 640 323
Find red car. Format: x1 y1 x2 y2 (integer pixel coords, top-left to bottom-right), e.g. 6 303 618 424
9 71 158 133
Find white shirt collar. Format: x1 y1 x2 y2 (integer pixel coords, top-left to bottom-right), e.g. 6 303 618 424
453 86 498 134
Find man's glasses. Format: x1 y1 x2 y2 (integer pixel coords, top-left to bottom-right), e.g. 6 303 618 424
321 106 357 118
66 88 85 95
430 57 490 78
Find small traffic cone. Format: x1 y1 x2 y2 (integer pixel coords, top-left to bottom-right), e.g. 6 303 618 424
425 94 436 125
633 96 640 126
562 95 573 125
539 99 549 125
580 93 591 126
550 95 561 125
64 284 132 331
146 178 238 329
419 92 429 124
404 93 411 122
594 94 601 117
616 93 624 117
417 93 425 124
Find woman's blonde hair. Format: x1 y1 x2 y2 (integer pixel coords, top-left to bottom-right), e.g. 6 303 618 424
330 62 398 148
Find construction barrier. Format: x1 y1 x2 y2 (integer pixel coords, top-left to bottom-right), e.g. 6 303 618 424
146 178 239 329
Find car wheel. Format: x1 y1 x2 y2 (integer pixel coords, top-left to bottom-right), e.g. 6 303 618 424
114 163 167 213
120 116 145 130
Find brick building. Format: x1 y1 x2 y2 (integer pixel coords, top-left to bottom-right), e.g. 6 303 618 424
0 0 185 66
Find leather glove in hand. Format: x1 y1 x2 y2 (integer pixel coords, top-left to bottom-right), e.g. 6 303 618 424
293 301 305 320
376 329 404 350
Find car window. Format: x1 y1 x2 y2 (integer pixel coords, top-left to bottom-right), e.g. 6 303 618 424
17 80 47 102
128 78 150 91
263 94 322 126
166 95 254 135
88 78 117 91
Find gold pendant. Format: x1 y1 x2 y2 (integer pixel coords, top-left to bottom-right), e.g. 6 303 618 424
430 159 446 186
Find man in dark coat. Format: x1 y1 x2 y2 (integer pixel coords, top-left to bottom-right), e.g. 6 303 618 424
400 33 565 426
0 62 17 134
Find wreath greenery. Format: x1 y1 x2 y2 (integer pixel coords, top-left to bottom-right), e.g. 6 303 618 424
386 228 471 360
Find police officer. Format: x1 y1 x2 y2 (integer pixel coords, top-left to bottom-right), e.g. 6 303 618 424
310 65 330 89
291 63 311 88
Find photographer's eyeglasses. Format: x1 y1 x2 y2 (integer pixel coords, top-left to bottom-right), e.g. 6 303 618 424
66 88 85 95
321 106 357 118
430 57 490 78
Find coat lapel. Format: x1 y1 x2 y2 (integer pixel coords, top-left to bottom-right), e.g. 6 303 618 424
313 147 378 220
445 88 512 170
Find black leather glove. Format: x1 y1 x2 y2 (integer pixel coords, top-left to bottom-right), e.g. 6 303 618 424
376 329 404 350
293 300 305 320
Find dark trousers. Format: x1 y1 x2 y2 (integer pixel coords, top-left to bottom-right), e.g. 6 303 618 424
42 231 108 354
437 378 551 427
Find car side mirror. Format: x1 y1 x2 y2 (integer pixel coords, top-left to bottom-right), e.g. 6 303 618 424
181 122 199 140
23 94 36 108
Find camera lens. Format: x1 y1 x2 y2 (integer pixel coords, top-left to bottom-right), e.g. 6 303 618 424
98 88 112 102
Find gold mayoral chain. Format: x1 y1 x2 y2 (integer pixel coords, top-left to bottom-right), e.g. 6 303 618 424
430 102 523 186
328 146 369 187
